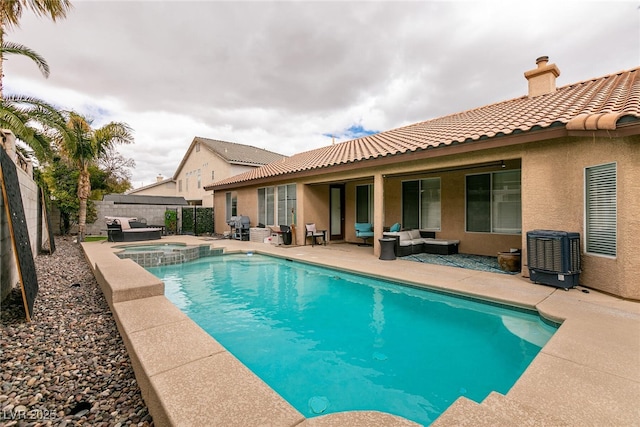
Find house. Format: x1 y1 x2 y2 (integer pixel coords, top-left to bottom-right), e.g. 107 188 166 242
127 175 176 197
205 58 640 300
128 137 286 206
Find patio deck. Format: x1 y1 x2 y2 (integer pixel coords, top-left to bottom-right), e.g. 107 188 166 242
81 236 640 426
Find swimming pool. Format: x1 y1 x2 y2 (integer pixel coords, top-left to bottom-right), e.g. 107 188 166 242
147 253 557 425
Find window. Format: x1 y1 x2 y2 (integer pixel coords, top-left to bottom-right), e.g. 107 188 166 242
466 170 521 234
585 163 616 256
402 178 441 230
211 170 215 181
178 180 182 192
356 184 373 223
258 187 275 225
257 184 296 226
277 184 296 226
195 142 200 152
197 169 201 189
225 192 237 220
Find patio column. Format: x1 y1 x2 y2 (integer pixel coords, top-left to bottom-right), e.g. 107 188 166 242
373 172 385 257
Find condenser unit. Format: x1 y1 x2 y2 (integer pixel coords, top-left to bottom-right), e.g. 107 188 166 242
526 230 581 290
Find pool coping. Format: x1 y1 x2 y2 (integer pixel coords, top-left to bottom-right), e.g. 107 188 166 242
81 237 640 426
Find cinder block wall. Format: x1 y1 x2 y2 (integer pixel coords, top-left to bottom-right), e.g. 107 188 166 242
84 201 183 236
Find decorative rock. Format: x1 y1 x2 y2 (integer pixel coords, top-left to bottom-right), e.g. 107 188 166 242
0 237 152 426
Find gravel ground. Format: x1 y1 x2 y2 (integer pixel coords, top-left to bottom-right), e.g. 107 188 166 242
1 237 153 426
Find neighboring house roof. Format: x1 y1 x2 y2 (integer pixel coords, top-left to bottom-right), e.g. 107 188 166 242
103 194 188 205
127 178 174 194
207 66 640 190
173 136 287 180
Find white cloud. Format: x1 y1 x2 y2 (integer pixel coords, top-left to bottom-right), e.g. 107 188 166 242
3 1 638 187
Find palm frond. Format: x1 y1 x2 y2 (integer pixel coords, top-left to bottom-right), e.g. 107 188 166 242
94 121 134 156
24 0 73 22
0 94 68 161
1 40 50 77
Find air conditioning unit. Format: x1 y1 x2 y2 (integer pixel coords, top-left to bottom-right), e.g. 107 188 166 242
526 230 581 290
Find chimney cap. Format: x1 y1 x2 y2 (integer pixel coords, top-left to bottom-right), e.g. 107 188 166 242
524 56 560 97
536 56 549 66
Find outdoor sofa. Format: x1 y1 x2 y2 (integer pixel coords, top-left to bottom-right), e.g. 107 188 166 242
105 216 163 242
383 229 460 256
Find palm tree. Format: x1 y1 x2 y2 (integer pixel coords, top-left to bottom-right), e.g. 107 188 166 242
58 112 133 241
0 94 65 161
0 0 72 97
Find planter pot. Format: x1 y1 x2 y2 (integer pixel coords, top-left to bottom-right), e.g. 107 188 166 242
498 252 521 272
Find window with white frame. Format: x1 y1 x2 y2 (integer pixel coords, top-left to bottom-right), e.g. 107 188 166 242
178 180 182 192
585 162 616 257
402 178 441 230
466 170 521 234
225 192 237 220
258 187 275 225
197 169 201 189
258 184 296 225
356 184 373 223
277 184 297 226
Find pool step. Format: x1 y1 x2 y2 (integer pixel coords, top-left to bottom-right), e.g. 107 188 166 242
430 396 514 426
481 392 570 426
432 392 570 426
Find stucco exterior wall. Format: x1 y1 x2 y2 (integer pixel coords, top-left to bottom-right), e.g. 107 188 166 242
212 135 638 299
130 181 176 197
383 166 522 256
175 149 259 207
521 135 639 300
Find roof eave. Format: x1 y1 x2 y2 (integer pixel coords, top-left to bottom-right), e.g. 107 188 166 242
206 126 571 191
566 119 640 138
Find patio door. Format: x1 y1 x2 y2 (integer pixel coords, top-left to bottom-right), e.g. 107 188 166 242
330 184 344 240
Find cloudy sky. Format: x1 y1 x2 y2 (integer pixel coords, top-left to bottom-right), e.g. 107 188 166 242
4 1 638 188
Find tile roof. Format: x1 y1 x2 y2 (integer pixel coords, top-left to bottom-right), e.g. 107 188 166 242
208 67 640 189
196 137 286 166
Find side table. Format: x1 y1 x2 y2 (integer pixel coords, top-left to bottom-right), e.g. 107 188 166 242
379 238 396 260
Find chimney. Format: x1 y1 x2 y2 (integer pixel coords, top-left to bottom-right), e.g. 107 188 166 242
524 56 560 97
156 174 164 182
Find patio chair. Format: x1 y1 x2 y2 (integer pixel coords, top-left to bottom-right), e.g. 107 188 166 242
355 222 374 246
305 223 327 246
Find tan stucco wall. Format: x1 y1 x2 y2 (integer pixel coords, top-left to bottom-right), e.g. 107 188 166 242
213 134 639 299
129 181 176 197
522 135 640 300
175 149 260 207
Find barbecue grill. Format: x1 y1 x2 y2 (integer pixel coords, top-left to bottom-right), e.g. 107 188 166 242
227 215 250 240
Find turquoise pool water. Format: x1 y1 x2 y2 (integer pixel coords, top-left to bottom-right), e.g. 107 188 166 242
147 253 556 426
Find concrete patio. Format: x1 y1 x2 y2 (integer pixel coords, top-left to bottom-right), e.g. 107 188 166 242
81 236 640 426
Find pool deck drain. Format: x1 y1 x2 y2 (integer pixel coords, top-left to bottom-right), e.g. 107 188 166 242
82 236 640 426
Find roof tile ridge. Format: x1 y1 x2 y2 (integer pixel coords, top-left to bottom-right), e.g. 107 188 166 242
556 66 640 92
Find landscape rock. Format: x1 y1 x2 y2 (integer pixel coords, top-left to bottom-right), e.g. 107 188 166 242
1 237 152 426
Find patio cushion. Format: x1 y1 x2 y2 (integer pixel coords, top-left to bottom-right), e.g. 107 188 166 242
390 223 401 232
105 216 137 230
422 238 460 245
408 229 421 240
